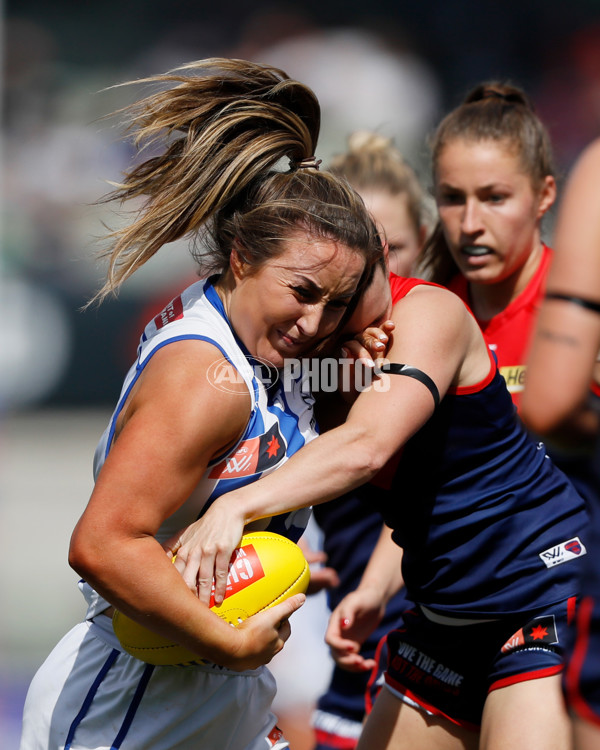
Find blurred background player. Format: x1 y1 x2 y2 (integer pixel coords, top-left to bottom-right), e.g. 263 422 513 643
522 137 600 750
329 131 430 277
415 80 600 508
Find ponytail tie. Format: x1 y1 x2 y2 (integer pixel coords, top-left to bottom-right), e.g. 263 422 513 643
481 89 520 104
290 156 322 171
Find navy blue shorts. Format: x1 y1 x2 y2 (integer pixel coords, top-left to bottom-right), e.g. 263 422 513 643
563 504 600 727
384 598 576 729
565 595 600 727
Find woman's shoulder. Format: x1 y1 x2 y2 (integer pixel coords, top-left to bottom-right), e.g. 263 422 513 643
389 273 446 304
134 278 259 405
389 276 481 367
141 279 234 354
391 274 466 312
575 137 600 173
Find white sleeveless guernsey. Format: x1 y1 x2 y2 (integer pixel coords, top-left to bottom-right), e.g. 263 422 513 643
83 277 316 618
19 278 317 750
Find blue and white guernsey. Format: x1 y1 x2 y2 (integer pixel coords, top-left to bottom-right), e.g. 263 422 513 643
82 277 316 619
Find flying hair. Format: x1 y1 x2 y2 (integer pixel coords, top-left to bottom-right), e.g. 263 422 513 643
90 58 383 304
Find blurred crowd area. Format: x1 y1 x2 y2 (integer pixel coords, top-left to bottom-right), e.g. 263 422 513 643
3 0 600 412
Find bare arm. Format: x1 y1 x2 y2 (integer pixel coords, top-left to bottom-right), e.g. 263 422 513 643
170 285 491 604
522 139 600 435
69 340 304 669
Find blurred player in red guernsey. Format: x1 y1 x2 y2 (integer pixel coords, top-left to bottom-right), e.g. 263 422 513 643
416 80 600 509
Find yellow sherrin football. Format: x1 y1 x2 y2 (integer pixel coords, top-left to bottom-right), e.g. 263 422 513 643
112 531 310 666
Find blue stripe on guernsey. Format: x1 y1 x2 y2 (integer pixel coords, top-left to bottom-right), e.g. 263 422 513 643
65 649 120 750
99 334 234 465
275 377 315 456
110 664 155 749
196 375 313 541
203 280 230 324
262 380 315 540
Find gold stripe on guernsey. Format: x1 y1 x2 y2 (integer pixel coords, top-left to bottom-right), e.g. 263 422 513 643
499 365 527 393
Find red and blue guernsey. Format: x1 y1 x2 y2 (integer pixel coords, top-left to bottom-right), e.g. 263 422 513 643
83 277 316 619
448 244 600 509
383 276 589 616
448 244 553 409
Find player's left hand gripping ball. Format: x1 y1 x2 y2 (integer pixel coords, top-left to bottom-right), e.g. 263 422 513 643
112 531 310 665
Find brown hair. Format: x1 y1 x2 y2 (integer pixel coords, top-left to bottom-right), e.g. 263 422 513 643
416 81 555 285
328 131 425 237
93 58 383 303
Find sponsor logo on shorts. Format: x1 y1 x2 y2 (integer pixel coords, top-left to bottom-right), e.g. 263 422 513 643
209 544 265 607
501 614 559 653
390 640 464 695
266 725 287 748
312 710 362 740
539 536 587 568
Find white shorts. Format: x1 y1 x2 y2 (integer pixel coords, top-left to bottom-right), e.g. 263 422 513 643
20 616 288 750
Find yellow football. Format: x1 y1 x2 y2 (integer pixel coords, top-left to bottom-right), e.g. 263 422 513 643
112 531 310 666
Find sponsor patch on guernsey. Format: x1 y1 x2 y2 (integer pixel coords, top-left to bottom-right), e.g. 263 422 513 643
153 296 184 329
539 536 587 568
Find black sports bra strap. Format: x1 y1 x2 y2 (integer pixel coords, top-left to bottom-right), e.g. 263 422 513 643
546 292 600 315
377 363 440 408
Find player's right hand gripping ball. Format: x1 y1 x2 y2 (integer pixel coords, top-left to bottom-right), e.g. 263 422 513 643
112 531 310 665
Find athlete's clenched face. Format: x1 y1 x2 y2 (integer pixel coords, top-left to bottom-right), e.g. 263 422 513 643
435 137 556 287
227 227 366 368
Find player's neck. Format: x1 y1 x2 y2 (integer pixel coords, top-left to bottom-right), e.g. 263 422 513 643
468 243 543 322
